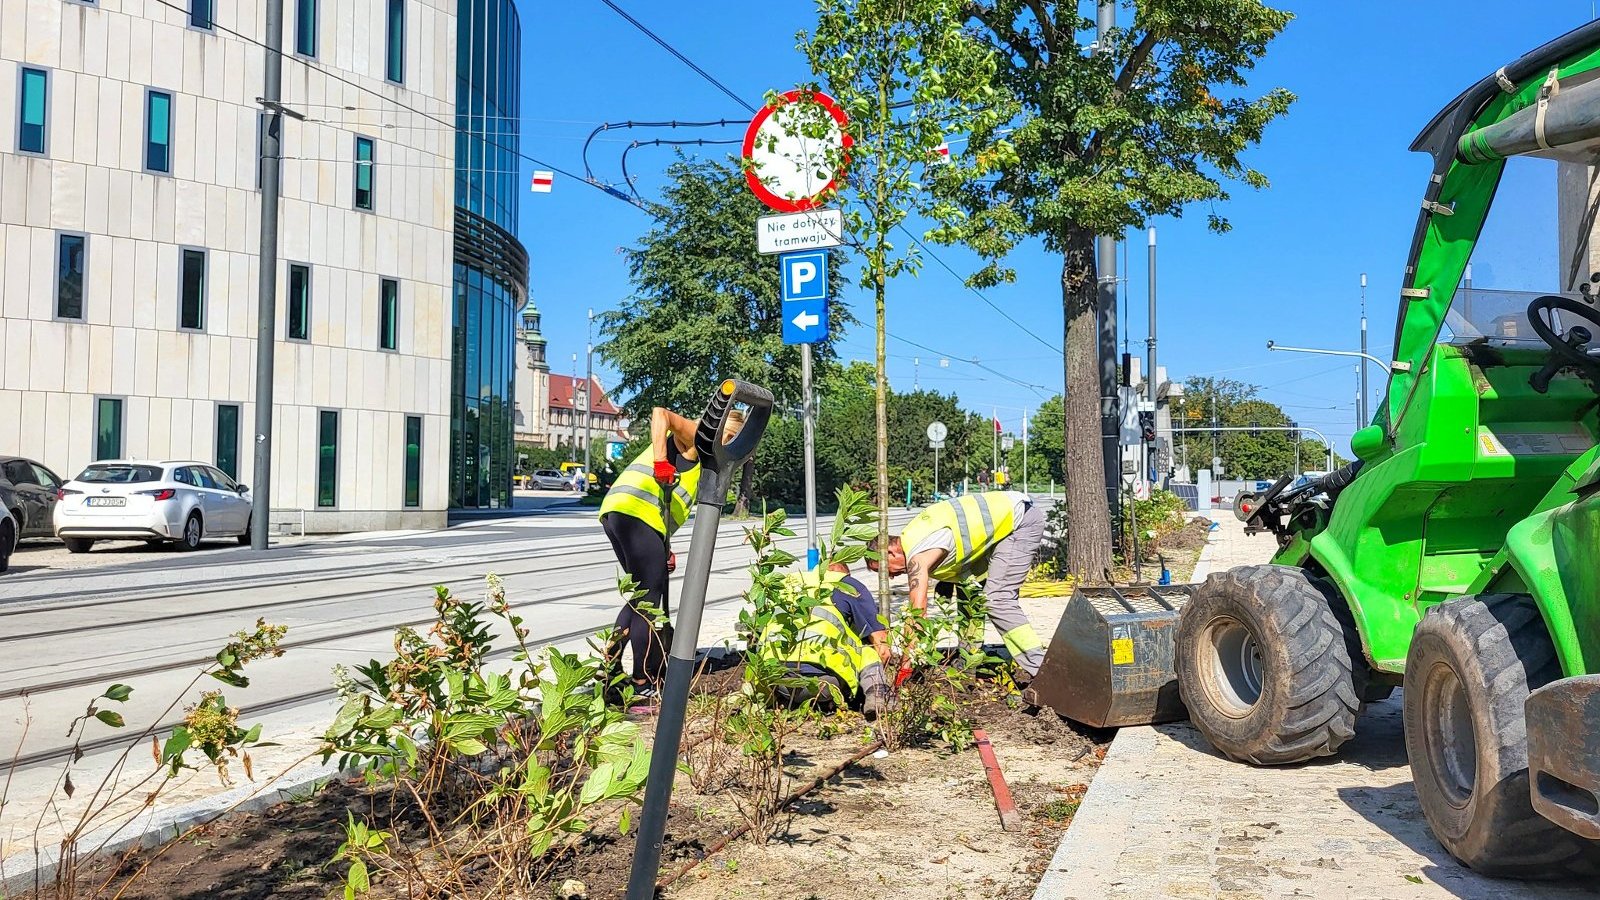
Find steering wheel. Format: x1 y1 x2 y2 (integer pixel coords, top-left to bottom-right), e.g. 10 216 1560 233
1527 296 1600 385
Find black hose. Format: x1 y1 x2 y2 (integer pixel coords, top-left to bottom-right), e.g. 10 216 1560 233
1308 461 1364 499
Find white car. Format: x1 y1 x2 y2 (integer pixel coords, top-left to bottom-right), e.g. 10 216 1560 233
54 460 253 553
0 506 16 573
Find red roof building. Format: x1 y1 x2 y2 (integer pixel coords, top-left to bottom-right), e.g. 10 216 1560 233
547 373 629 445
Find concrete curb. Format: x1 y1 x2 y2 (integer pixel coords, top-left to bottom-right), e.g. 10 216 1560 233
1 757 346 896
1031 725 1160 899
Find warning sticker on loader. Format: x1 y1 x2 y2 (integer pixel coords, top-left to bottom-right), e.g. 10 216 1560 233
1111 624 1135 665
1478 426 1591 458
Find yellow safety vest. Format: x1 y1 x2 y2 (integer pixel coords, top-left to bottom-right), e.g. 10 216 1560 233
598 447 701 537
758 571 882 695
899 492 1021 582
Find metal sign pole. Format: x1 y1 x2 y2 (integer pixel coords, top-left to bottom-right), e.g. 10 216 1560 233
626 380 774 900
802 343 818 569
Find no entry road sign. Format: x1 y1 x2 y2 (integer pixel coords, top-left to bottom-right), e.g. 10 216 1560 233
743 89 850 213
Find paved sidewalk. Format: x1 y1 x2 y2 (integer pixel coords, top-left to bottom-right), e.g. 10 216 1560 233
1033 514 1591 900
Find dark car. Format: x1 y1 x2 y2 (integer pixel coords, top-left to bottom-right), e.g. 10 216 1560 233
0 456 67 540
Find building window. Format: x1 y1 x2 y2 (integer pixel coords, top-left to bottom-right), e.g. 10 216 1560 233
385 0 405 84
379 278 399 350
354 136 375 211
404 415 422 508
179 248 206 330
189 0 213 30
295 0 317 56
56 233 86 320
95 398 123 461
18 67 47 155
216 404 240 479
317 410 339 507
145 89 173 173
288 264 311 340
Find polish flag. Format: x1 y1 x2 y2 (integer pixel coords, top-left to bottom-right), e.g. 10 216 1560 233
993 418 1002 434
931 143 950 163
530 170 554 193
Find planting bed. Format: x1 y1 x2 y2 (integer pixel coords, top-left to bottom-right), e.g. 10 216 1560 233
33 681 1105 900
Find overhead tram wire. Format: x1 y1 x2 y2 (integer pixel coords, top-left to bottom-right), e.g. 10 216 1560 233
595 0 760 116
580 119 744 185
620 138 744 199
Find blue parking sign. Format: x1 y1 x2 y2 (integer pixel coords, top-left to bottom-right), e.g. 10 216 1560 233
781 250 828 302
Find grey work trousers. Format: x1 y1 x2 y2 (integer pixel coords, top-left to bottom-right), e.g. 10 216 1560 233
981 502 1047 676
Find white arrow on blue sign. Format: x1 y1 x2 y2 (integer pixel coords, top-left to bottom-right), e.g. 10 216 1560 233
780 250 829 345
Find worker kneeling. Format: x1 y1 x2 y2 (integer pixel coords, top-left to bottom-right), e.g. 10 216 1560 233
868 490 1046 681
757 563 894 721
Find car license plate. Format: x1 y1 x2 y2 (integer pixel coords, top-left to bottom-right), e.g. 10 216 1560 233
86 497 126 507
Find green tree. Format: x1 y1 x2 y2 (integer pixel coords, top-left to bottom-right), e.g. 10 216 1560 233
946 1 1295 580
596 157 854 512
800 0 1012 611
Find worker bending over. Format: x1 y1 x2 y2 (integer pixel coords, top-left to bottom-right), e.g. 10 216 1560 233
599 405 745 695
868 490 1046 680
759 563 893 721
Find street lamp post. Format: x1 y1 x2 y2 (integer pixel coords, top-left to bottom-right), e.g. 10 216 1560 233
1265 340 1394 374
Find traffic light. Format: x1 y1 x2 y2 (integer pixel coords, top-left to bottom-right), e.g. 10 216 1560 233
1138 410 1156 443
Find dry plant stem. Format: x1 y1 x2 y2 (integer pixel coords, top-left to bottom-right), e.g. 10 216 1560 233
657 740 886 891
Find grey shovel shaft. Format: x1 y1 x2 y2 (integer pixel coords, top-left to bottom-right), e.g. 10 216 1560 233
624 505 723 899
626 378 773 900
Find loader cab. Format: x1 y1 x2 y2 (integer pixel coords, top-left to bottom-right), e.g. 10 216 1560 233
1308 142 1600 671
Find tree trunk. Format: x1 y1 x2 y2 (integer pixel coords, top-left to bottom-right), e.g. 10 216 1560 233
733 456 755 517
874 266 891 619
1062 229 1114 582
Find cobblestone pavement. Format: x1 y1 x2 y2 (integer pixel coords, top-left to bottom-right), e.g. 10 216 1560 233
1033 512 1594 900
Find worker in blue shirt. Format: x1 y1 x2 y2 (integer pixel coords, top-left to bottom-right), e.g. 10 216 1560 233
762 563 893 719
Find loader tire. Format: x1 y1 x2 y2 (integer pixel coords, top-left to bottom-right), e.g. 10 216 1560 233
1176 565 1360 765
1403 595 1600 878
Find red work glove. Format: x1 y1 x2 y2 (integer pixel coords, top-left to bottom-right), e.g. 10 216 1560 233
653 460 677 485
666 551 677 573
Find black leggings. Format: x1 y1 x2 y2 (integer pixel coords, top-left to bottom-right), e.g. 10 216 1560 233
602 512 671 682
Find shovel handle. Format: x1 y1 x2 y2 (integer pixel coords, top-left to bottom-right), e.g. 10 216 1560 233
693 380 774 496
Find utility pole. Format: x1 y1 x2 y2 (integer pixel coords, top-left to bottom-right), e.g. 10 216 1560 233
1096 0 1122 549
913 356 920 391
1022 409 1029 492
584 308 594 473
249 0 286 551
1358 273 1369 426
802 344 818 570
1147 228 1158 407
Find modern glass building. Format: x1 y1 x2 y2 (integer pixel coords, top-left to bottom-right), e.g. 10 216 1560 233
450 0 528 509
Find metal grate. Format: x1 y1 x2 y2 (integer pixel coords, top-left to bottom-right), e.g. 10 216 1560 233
1077 585 1191 616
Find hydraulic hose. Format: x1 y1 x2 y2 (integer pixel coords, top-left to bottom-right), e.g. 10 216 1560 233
1307 461 1364 500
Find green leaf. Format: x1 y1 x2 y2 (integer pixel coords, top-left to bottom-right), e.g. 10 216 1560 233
449 737 487 757
346 858 369 894
94 710 125 728
1404 875 1423 884
618 808 631 835
102 683 133 702
242 723 263 744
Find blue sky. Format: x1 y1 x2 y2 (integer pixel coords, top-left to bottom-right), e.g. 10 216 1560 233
518 1 1600 453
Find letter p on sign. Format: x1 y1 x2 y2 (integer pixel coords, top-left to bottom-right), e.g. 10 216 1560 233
781 250 828 303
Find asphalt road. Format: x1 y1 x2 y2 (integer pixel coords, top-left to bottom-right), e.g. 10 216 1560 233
0 502 919 771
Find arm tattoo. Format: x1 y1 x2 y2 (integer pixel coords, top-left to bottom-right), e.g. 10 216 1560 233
907 560 923 595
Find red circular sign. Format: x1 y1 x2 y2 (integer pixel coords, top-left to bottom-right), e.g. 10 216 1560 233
742 89 852 213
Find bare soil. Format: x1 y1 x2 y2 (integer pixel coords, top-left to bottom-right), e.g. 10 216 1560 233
33 680 1107 900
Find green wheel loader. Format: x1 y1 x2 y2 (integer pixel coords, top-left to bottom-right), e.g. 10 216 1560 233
1174 22 1600 877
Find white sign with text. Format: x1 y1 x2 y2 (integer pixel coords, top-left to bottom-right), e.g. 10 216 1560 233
758 209 844 255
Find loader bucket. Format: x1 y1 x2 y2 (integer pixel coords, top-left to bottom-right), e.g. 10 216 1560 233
1022 585 1193 728
1526 674 1600 839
